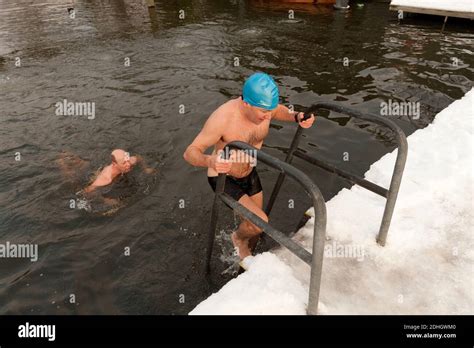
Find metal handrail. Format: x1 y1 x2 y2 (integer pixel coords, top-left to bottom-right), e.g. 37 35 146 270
266 101 408 246
206 141 327 315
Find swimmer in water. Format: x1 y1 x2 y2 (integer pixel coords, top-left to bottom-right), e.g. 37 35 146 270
57 148 155 207
183 72 315 260
83 149 155 193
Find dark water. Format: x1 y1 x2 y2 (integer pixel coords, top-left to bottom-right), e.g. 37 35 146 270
0 0 472 314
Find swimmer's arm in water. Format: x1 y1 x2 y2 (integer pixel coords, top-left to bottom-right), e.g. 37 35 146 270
78 189 119 207
133 155 156 174
183 109 232 173
102 197 120 206
272 104 315 128
81 183 119 206
56 151 90 181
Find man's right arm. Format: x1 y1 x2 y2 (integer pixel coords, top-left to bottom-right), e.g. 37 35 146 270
183 112 225 169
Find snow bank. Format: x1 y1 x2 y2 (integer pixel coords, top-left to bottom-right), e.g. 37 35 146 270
192 253 308 315
390 0 474 13
191 88 473 315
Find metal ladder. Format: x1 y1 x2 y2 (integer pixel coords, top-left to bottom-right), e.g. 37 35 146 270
266 102 408 246
206 141 327 315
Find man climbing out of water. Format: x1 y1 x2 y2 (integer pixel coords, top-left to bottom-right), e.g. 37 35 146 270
183 72 315 260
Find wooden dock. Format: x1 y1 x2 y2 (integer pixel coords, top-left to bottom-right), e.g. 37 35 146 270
390 0 474 20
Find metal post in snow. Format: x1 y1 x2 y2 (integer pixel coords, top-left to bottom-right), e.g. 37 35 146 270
334 0 350 10
205 174 226 274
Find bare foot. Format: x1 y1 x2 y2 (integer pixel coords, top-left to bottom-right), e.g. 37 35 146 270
231 232 251 260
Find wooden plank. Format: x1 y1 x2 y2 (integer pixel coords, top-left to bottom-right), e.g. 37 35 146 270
145 0 155 8
390 5 474 20
261 0 336 3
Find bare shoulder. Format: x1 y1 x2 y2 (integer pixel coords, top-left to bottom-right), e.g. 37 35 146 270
188 99 240 152
211 99 240 122
93 165 114 186
198 100 233 136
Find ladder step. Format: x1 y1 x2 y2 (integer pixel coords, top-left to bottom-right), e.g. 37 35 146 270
220 193 313 266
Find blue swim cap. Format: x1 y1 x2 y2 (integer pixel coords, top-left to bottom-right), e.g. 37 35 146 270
242 72 279 110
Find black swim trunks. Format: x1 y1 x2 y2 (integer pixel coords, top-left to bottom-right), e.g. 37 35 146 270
208 167 262 202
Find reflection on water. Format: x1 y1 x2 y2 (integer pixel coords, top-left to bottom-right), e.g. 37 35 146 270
0 0 472 314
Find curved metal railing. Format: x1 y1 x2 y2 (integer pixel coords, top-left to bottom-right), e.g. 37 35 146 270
266 101 408 246
206 141 327 315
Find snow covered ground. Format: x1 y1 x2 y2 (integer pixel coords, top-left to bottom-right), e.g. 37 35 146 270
191 88 474 315
390 0 474 13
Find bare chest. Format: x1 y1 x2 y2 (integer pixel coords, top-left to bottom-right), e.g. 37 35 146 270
221 121 270 147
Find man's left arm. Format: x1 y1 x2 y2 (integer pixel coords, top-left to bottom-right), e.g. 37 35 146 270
272 104 315 129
